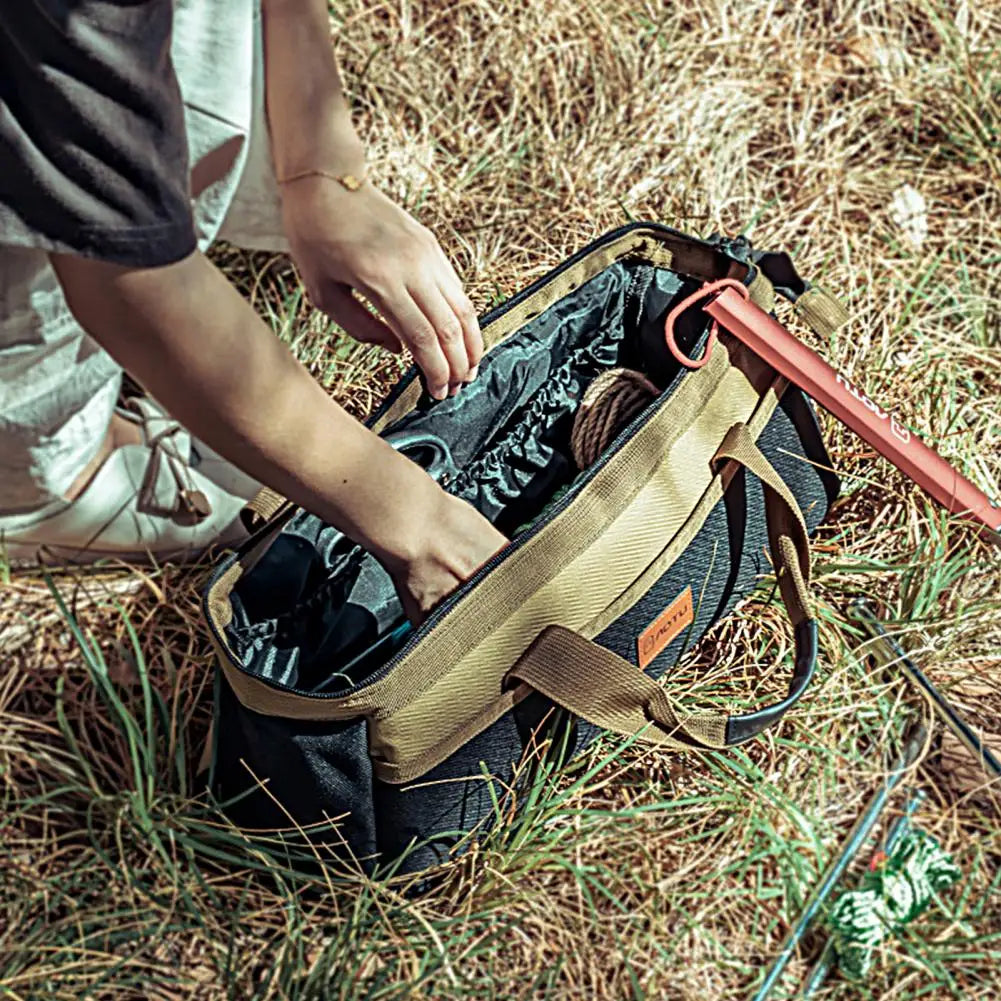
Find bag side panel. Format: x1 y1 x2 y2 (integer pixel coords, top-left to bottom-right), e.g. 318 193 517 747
581 386 833 748
211 679 378 862
369 387 833 869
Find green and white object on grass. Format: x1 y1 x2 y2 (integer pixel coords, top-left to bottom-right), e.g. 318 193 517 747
827 828 961 979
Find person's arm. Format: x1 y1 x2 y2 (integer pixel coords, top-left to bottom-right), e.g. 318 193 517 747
50 249 506 621
260 0 482 400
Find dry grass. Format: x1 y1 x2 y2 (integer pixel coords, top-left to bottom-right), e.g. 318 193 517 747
3 0 1001 998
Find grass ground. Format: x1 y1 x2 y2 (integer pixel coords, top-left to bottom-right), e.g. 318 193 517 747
2 0 1000 998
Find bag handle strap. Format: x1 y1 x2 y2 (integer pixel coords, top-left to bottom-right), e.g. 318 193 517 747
750 249 850 340
506 423 818 749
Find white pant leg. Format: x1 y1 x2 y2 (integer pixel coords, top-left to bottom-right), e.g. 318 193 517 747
0 252 123 512
0 0 285 514
215 4 289 255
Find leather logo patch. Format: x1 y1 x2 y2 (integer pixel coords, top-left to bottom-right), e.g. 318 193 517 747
637 586 694 669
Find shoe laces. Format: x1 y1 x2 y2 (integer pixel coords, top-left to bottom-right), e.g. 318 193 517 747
125 399 213 523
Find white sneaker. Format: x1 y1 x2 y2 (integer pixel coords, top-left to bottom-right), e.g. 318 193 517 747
0 397 260 565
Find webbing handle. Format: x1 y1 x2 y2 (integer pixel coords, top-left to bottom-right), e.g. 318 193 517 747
750 249 851 340
507 424 818 749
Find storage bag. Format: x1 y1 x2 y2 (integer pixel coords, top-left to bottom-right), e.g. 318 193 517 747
203 222 842 873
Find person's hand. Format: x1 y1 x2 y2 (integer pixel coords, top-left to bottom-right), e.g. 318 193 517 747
280 178 483 400
377 487 508 625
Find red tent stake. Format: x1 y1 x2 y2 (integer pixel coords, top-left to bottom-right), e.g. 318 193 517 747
665 279 1001 537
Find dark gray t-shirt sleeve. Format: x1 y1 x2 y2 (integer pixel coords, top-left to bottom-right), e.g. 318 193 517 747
0 0 197 267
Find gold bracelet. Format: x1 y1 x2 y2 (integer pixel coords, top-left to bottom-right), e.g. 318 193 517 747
277 168 366 191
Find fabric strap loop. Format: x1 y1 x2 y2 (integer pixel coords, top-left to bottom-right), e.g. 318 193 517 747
507 423 817 750
241 486 289 530
750 250 850 339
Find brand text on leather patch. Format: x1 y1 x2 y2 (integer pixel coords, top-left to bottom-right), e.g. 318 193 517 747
637 586 694 669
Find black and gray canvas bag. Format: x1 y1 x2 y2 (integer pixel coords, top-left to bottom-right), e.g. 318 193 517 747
202 221 842 874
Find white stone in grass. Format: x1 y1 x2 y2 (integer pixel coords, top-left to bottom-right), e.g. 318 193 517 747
889 184 928 251
625 162 674 203
891 347 920 369
956 1 971 41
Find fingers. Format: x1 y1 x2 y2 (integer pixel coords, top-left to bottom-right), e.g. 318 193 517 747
360 271 481 401
308 215 483 399
407 279 477 398
431 244 483 380
363 283 453 399
320 284 402 353
434 278 482 389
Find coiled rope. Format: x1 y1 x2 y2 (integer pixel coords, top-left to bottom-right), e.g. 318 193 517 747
570 367 660 469
827 827 960 979
513 367 660 535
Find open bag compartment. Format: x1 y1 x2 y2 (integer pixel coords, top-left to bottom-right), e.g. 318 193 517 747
221 254 716 695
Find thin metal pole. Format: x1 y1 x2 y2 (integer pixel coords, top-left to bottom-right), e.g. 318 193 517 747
749 724 927 1001
850 600 1001 780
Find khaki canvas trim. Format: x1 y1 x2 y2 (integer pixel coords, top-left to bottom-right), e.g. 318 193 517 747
501 429 814 760
713 422 812 593
369 376 420 438
367 342 783 777
206 563 242 631
713 427 814 626
373 682 533 784
747 268 776 314
205 508 296 643
510 625 727 751
243 486 288 526
778 534 812 623
795 286 850 339
583 373 789 639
